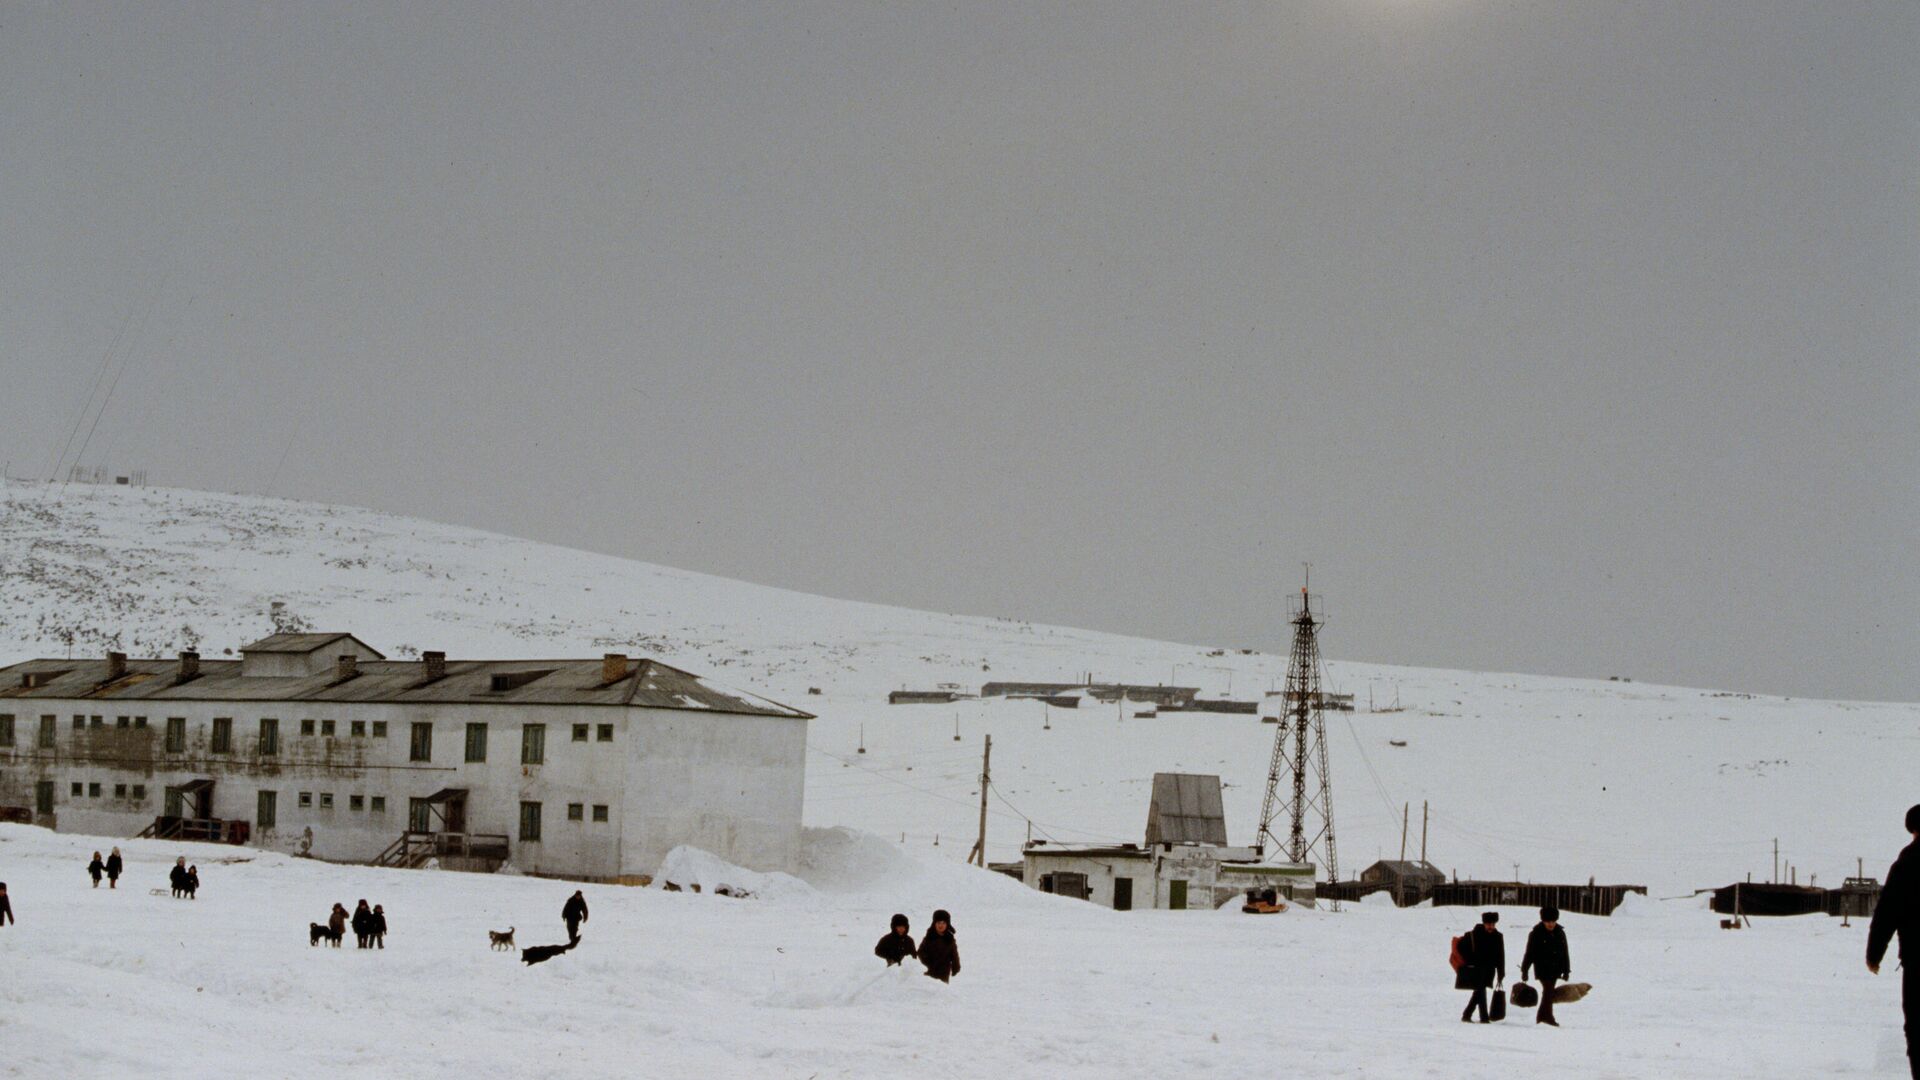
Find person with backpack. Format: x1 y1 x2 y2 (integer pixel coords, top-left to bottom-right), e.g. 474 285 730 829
1868 804 1920 1079
1457 911 1505 1023
874 913 917 966
1521 904 1571 1026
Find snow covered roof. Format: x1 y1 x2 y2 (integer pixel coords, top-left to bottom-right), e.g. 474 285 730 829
1145 772 1228 846
0 653 812 719
240 633 384 657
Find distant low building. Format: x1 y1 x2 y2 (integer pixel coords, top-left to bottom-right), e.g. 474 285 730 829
1020 772 1316 910
0 634 812 881
1358 859 1446 905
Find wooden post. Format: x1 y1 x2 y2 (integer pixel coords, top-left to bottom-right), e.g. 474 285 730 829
968 734 992 867
1400 803 1409 862
1421 801 1429 863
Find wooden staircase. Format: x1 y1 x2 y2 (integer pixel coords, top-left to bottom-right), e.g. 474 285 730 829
134 816 251 844
372 831 510 873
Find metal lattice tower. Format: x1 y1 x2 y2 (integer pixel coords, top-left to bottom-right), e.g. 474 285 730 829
1256 586 1340 907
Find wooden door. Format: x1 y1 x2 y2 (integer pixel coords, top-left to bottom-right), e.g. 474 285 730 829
1113 877 1133 911
1169 879 1188 910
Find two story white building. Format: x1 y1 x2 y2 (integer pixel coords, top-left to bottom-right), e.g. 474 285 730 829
0 633 812 880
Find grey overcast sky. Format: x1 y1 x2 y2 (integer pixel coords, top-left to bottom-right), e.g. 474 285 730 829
2 2 1915 700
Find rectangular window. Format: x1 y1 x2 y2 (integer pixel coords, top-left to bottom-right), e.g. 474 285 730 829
131 784 145 802
521 724 545 765
592 804 609 822
350 794 364 811
211 718 233 753
114 783 127 798
0 713 13 747
567 802 584 821
597 724 614 742
116 715 130 729
409 722 432 762
370 796 386 813
90 715 102 729
465 722 488 763
320 793 333 809
351 720 366 737
39 715 56 748
372 721 388 738
519 801 542 842
300 719 316 736
572 723 589 742
71 781 82 796
134 716 147 728
166 717 186 752
299 792 312 808
73 714 84 730
258 718 279 756
257 790 277 830
321 720 336 737
88 782 101 797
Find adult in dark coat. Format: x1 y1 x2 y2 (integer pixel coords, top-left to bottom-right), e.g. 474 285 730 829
168 857 189 898
351 900 374 949
1459 912 1505 1023
875 913 917 966
1521 905 1571 1026
918 909 960 983
106 848 123 889
371 905 388 949
1868 804 1920 1079
0 882 12 926
562 890 589 942
88 852 105 888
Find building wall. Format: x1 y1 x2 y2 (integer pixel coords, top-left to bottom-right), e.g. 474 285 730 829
0 697 807 878
1021 851 1155 909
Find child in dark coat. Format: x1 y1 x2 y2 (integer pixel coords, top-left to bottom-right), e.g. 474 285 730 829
106 848 123 889
0 882 13 926
875 913 917 966
918 909 960 983
1521 905 1572 1026
371 904 388 948
88 852 105 888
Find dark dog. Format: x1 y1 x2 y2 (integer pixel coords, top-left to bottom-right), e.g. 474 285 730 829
489 927 515 951
309 922 343 947
520 937 579 966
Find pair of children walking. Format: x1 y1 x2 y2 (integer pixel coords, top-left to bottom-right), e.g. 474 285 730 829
873 909 960 982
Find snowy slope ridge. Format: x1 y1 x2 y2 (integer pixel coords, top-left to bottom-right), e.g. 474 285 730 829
2 478 1915 891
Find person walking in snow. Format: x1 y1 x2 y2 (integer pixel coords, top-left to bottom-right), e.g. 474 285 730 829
370 904 388 949
106 848 123 889
562 890 589 943
351 899 374 949
1868 804 1920 1079
918 909 960 983
0 882 13 927
88 851 105 888
1458 911 1505 1023
1521 905 1571 1026
185 864 200 900
169 857 189 898
874 913 917 966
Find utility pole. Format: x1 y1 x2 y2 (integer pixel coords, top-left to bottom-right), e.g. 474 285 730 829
1774 838 1779 884
1400 803 1409 862
967 734 992 867
1421 801 1429 863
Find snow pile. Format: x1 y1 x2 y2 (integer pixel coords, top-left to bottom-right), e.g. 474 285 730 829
654 845 816 902
797 826 1052 912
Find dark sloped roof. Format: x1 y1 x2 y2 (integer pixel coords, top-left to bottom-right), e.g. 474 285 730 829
1367 859 1445 879
0 655 810 719
239 632 383 656
1145 772 1228 846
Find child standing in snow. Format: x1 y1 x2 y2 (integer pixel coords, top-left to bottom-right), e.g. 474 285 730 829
371 904 387 948
918 909 960 983
185 865 200 899
169 857 189 898
106 848 123 889
875 913 917 966
0 882 13 926
88 852 105 888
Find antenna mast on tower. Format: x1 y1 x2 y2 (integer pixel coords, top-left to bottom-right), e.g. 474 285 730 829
1255 578 1340 908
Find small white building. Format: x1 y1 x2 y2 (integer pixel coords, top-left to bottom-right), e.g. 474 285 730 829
1020 772 1316 910
0 634 812 880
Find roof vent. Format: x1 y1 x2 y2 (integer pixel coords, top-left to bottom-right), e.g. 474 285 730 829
490 669 555 693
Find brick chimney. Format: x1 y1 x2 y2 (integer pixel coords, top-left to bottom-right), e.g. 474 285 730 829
336 654 358 680
178 651 200 680
422 650 446 682
106 651 127 680
602 653 629 683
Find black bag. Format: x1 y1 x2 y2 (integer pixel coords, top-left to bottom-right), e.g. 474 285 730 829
1489 988 1507 1022
1509 981 1539 1008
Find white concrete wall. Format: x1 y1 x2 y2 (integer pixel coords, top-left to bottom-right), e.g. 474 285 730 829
0 695 809 879
1021 851 1154 909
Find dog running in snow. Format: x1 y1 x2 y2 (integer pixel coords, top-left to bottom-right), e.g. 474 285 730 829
310 922 343 947
489 927 516 951
520 937 579 966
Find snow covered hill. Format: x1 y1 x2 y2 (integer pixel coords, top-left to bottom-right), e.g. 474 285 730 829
2 478 1913 892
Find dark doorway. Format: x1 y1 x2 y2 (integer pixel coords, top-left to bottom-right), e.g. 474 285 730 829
36 780 54 818
1169 879 1188 910
1055 871 1088 900
1113 877 1133 911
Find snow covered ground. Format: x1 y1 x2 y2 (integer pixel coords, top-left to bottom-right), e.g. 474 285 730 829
0 823 1908 1079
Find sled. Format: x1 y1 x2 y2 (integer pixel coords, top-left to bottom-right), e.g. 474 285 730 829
1241 887 1287 914
1489 989 1507 1022
1508 982 1539 1009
